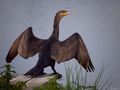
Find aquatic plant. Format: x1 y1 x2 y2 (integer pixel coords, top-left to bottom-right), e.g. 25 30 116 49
0 64 26 90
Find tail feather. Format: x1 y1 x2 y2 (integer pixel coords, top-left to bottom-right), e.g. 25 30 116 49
24 66 44 76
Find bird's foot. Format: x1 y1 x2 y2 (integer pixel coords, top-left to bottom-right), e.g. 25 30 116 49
51 72 62 79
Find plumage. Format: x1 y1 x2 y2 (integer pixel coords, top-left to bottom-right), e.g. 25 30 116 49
51 33 94 72
6 10 94 76
6 27 46 63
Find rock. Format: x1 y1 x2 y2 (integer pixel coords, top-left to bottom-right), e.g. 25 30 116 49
10 74 57 90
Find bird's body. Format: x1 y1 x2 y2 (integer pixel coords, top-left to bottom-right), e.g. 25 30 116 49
6 10 95 76
26 37 58 76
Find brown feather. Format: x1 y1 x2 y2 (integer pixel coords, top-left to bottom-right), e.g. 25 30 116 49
6 27 47 63
6 32 23 63
51 33 95 72
6 10 94 77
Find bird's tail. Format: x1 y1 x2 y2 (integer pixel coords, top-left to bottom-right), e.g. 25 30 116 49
24 66 44 77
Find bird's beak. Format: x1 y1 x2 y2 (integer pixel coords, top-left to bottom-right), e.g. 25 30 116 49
63 12 70 16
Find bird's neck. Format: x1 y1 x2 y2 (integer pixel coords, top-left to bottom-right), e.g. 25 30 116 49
51 16 61 40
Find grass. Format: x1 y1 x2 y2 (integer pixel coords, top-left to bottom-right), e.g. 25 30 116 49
0 64 26 90
0 63 112 90
63 63 112 90
33 63 112 90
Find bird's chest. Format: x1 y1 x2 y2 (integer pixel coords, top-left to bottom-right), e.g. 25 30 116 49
38 39 57 60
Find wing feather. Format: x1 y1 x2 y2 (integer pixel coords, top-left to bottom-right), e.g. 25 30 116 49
51 33 95 72
6 32 23 63
6 27 46 63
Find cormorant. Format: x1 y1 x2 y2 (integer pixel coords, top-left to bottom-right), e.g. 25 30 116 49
6 10 95 76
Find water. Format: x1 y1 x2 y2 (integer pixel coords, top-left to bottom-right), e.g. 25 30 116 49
0 0 120 89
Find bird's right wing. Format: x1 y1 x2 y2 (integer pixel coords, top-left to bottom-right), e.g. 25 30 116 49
6 27 47 63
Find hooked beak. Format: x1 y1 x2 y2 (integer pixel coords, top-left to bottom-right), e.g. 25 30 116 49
63 11 70 16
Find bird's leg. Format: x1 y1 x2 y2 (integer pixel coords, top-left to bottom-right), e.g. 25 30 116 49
50 61 61 76
51 65 62 79
51 65 58 74
50 60 58 74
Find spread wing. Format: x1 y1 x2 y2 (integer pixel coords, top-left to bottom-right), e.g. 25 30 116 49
6 27 47 63
51 33 95 72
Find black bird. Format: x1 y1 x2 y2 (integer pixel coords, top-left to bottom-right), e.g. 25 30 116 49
6 10 95 76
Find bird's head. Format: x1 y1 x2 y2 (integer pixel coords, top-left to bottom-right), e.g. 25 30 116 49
55 10 70 20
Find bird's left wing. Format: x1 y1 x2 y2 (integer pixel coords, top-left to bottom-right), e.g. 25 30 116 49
50 33 94 72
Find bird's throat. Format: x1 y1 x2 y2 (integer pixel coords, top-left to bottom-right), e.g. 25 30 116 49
52 16 61 40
